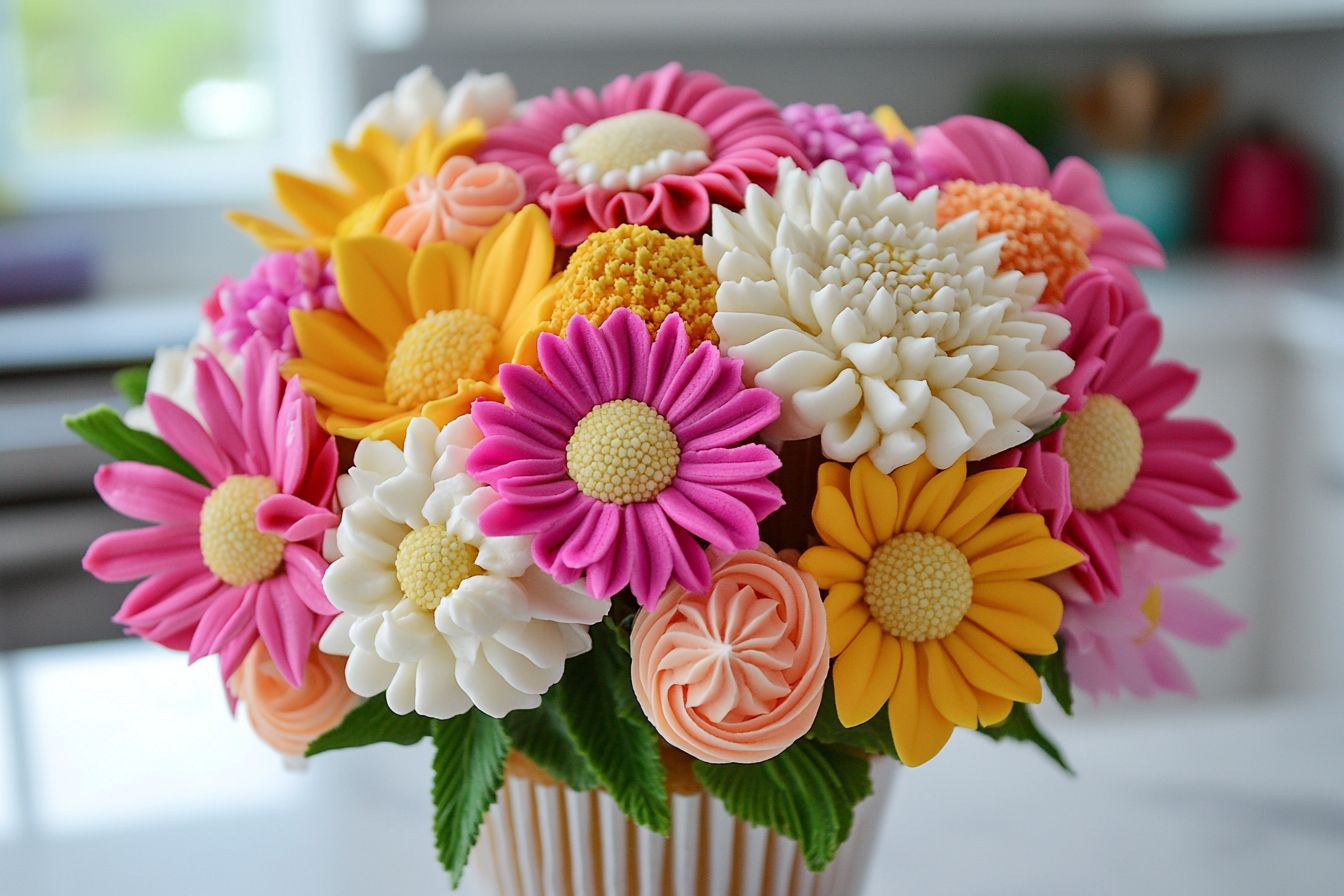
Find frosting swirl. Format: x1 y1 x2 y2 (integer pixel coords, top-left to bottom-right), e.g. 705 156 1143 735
383 156 526 250
630 548 827 764
230 642 359 757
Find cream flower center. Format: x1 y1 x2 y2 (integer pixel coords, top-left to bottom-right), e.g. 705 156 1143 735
1061 393 1143 512
384 309 498 409
550 110 712 191
199 475 285 587
863 532 973 641
394 524 483 613
566 398 681 505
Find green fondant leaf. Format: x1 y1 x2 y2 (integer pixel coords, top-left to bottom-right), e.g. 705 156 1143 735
64 404 206 484
305 694 432 756
501 694 597 792
430 709 510 887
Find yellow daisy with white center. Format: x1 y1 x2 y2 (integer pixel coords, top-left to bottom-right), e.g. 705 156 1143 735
799 455 1083 766
319 417 609 720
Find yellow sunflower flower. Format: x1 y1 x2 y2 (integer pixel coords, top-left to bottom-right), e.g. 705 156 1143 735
283 204 556 445
799 455 1083 766
227 119 486 253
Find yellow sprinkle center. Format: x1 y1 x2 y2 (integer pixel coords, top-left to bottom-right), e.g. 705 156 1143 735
568 110 711 175
199 475 285 587
863 532 974 642
384 309 498 409
550 223 719 346
566 399 681 505
394 524 483 613
1137 584 1163 643
1061 393 1144 512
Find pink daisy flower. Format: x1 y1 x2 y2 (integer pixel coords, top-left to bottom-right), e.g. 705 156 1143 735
1055 541 1245 701
205 248 340 360
83 337 340 686
991 267 1237 599
781 102 925 191
478 63 810 245
466 308 784 608
917 115 1164 303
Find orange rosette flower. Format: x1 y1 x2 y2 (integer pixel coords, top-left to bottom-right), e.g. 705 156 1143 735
229 642 359 757
630 548 828 764
383 156 526 250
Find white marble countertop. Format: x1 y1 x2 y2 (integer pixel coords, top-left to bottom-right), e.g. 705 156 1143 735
0 640 1338 895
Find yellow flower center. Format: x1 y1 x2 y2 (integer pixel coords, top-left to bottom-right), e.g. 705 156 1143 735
566 398 681 505
394 524 483 613
384 309 498 409
936 180 1098 303
199 475 285 587
1060 393 1144 512
863 532 974 642
1137 584 1163 643
566 110 711 179
550 223 718 346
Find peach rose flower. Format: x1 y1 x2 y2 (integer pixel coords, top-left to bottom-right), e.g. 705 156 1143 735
630 548 828 764
382 156 526 249
229 642 359 757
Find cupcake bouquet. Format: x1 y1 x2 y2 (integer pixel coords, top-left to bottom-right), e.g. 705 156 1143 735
70 64 1242 890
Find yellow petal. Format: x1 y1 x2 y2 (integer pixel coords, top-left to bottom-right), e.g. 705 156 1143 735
888 639 954 767
974 688 1014 726
814 485 874 560
419 380 502 429
825 583 868 655
936 467 1027 544
958 513 1049 562
944 622 1041 704
428 119 486 172
345 411 417 446
509 324 548 369
833 621 901 728
273 170 355 238
817 461 849 499
332 236 415 352
892 455 938 533
354 125 403 187
409 240 472 318
922 639 980 729
473 206 557 325
905 457 967 533
330 140 392 197
498 280 557 358
970 537 1084 583
283 357 389 403
224 210 315 253
972 581 1064 633
964 603 1059 655
851 456 897 544
798 545 867 589
398 121 439 183
289 308 387 384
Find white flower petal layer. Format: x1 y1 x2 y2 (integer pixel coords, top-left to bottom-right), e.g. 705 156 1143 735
321 416 609 719
346 66 516 145
706 160 1073 471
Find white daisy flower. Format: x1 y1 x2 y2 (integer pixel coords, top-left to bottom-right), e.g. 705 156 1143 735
705 159 1074 471
346 66 517 145
319 416 608 719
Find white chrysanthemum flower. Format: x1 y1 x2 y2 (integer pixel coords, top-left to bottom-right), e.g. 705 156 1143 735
123 322 240 436
345 66 517 145
319 416 608 719
705 159 1073 471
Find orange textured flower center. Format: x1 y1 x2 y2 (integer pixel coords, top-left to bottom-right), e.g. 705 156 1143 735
1060 393 1143 512
551 224 718 346
199 475 285 586
384 309 498 409
394 524 482 613
863 532 973 641
937 179 1098 303
566 398 681 505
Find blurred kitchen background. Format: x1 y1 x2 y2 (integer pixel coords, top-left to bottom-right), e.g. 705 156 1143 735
2 1 1342 893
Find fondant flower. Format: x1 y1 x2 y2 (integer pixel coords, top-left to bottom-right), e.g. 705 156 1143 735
706 160 1073 472
993 268 1237 599
123 323 241 437
346 66 517 145
284 206 555 444
918 115 1165 303
467 309 784 608
782 102 925 191
383 156 526 250
84 337 340 686
1055 541 1244 701
229 641 359 757
478 62 810 245
798 455 1082 766
631 548 828 764
319 417 608 719
208 248 340 360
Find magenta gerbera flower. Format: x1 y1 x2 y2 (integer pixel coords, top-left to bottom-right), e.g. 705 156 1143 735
206 248 340 360
478 63 810 246
466 308 784 607
917 115 1165 303
83 337 340 686
781 102 925 191
992 268 1236 600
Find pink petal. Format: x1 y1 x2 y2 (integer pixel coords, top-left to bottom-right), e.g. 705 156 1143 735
1141 418 1235 460
83 523 202 583
256 493 338 541
538 325 603 411
241 336 281 470
599 309 652 401
631 503 676 607
255 577 315 688
641 313 691 407
1092 212 1167 270
94 462 207 524
1137 453 1238 507
558 500 622 570
1110 486 1223 566
711 477 786 521
566 307 620 402
677 387 781 451
586 512 635 601
1047 156 1114 216
678 445 782 485
493 365 580 442
114 568 218 630
1110 362 1197 422
188 584 255 663
917 115 1050 188
1158 586 1246 647
1139 638 1196 696
656 480 759 551
147 395 232 485
1091 313 1161 393
281 543 336 615
1065 511 1122 599
668 524 712 597
192 354 249 473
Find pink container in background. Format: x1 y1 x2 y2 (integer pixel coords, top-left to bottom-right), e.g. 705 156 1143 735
1210 127 1320 250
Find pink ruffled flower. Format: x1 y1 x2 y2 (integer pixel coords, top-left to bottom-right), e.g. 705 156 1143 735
782 102 925 191
208 249 340 360
83 337 340 686
467 309 784 608
991 268 1236 600
1054 541 1245 701
478 63 810 245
